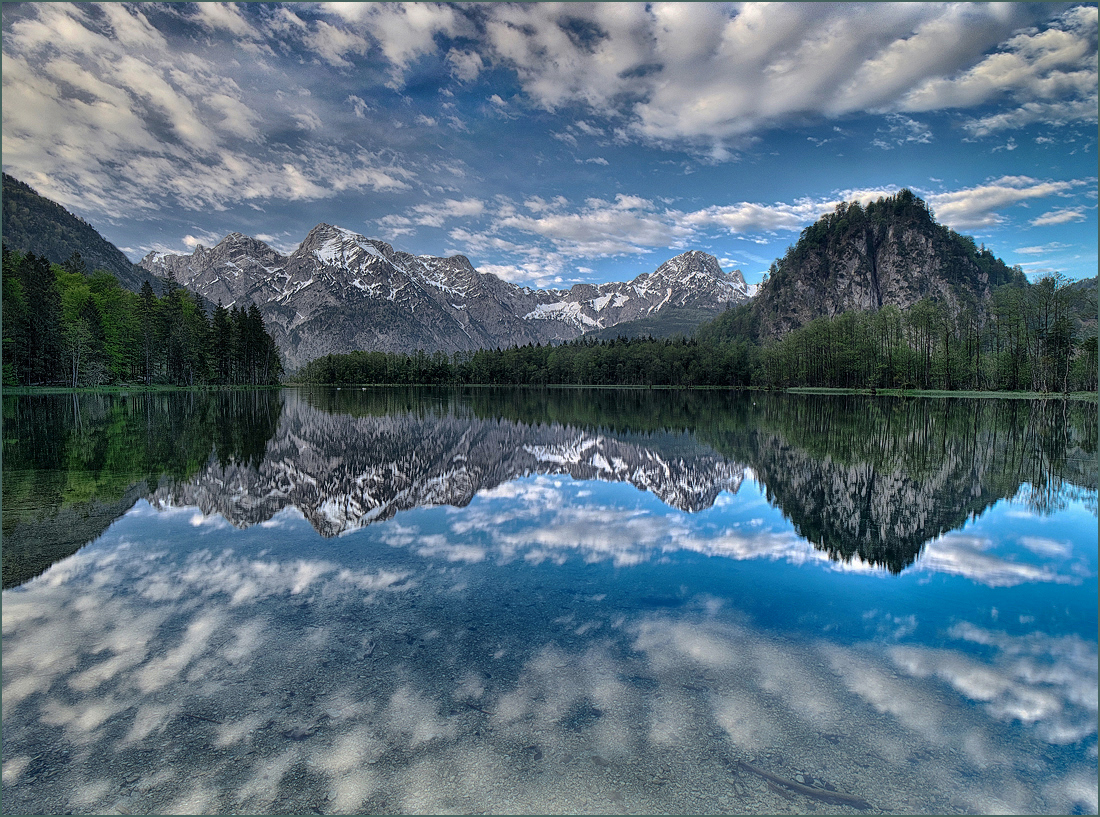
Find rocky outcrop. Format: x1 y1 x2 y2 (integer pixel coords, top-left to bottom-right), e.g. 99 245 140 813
753 190 1019 339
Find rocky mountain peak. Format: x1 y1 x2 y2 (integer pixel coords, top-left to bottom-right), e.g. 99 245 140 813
632 249 748 304
752 190 1018 338
213 232 283 261
295 223 396 272
139 224 755 367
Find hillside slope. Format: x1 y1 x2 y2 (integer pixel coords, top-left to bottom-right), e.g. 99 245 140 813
1 173 163 294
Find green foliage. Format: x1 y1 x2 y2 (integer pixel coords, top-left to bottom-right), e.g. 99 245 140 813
695 302 757 345
751 274 1097 393
2 247 63 385
289 335 753 389
2 243 284 387
2 389 283 587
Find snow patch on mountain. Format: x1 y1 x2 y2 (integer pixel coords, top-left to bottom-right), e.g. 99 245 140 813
139 224 753 366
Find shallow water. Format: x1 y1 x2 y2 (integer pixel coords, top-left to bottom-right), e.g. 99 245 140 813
2 388 1097 814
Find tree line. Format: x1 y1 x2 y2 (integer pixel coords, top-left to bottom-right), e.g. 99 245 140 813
751 276 1097 393
2 245 283 387
289 335 754 388
289 270 1096 394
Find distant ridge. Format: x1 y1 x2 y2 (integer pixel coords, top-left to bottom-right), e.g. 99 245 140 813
1 172 164 294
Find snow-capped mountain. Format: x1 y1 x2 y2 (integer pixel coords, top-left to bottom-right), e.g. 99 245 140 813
140 224 751 368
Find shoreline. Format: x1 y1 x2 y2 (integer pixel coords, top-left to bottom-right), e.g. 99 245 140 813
6 383 1096 401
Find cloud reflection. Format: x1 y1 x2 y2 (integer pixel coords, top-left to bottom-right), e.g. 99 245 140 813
2 515 1096 816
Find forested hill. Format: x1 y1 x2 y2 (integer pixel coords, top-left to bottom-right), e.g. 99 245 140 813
2 244 283 388
752 189 1022 339
2 172 163 294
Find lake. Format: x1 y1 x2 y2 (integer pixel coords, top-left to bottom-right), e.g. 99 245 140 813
2 387 1097 815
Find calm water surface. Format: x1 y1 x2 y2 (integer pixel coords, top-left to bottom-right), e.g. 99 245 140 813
2 388 1097 815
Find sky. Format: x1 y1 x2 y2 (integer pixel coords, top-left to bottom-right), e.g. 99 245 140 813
2 2 1097 289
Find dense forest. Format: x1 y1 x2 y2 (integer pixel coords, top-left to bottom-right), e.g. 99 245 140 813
2 244 283 387
727 274 1097 392
289 269 1096 393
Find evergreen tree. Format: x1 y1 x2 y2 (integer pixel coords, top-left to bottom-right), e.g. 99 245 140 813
138 281 157 385
2 244 30 385
16 252 64 384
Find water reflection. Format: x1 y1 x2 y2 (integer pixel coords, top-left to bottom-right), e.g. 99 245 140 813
2 390 281 587
3 388 1095 584
2 505 1095 814
2 388 1096 814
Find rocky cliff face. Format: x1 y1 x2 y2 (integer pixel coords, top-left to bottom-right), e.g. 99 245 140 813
140 225 750 368
753 190 1018 338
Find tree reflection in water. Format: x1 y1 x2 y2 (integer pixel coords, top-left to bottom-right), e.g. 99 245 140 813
2 388 1096 815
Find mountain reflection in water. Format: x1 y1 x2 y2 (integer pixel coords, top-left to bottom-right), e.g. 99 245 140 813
3 388 1096 586
2 387 1096 815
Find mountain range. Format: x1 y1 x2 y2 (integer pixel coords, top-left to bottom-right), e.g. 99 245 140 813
9 173 1081 377
139 223 751 368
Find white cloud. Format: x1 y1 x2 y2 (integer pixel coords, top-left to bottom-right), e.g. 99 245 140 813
573 120 605 137
300 18 372 69
476 262 563 289
292 110 323 132
189 3 258 39
917 531 1084 587
463 3 1092 154
408 198 486 227
181 230 225 250
923 176 1084 230
467 3 1072 154
683 188 898 234
499 198 692 257
1014 242 1072 255
320 2 464 84
0 3 415 217
446 48 483 82
1030 207 1088 226
903 5 1099 134
347 95 371 119
890 622 1098 746
871 114 933 150
551 130 578 147
965 98 1100 137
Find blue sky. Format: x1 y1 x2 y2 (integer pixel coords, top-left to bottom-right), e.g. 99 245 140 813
2 2 1097 288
